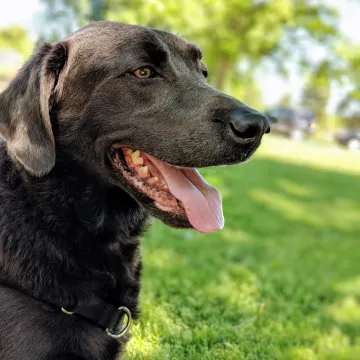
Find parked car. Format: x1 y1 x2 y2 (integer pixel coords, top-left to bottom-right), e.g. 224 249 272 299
263 107 316 141
334 130 360 151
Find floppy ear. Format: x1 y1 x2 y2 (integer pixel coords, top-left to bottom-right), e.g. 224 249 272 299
0 42 67 176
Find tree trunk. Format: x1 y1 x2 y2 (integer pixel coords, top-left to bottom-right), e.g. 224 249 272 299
213 56 230 91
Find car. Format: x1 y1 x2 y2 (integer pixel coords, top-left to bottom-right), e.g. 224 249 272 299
334 130 360 151
263 107 316 141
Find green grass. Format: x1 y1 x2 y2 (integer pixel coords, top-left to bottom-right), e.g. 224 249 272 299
125 136 360 360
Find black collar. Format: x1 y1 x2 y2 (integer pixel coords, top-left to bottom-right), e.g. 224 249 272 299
60 296 132 339
1 282 132 339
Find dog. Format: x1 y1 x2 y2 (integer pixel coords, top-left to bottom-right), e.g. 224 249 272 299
0 21 269 359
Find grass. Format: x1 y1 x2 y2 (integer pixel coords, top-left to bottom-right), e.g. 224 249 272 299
124 135 360 360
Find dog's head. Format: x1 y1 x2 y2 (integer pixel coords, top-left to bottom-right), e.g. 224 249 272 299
0 21 269 233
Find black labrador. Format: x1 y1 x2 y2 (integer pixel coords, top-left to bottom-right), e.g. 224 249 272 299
0 21 269 359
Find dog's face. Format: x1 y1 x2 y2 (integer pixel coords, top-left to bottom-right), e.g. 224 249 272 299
0 22 269 233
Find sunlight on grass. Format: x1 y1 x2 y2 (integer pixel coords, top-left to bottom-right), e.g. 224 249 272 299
219 228 250 243
250 189 360 231
314 328 360 360
203 268 260 311
335 277 360 297
145 247 186 270
328 296 360 325
259 135 360 175
283 328 360 360
126 323 160 359
277 178 314 198
282 347 317 360
126 302 179 358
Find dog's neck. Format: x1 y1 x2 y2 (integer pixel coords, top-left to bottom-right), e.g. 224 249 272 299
0 145 148 313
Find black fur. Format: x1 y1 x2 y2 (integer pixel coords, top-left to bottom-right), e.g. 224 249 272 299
0 21 268 359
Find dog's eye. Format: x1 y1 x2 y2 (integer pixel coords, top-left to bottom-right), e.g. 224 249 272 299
134 66 154 79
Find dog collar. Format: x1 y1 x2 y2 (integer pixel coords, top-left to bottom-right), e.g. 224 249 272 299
60 297 132 339
0 281 132 339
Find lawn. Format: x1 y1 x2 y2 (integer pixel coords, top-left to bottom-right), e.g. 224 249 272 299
125 136 360 360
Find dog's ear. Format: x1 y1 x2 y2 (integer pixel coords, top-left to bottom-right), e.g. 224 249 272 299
0 42 68 176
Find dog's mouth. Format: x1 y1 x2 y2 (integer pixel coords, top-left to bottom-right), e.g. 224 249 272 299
109 146 224 233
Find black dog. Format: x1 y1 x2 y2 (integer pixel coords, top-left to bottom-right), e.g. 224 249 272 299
0 21 269 359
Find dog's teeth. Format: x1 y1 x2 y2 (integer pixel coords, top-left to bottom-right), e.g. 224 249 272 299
179 201 184 208
139 166 149 178
134 156 144 165
131 150 140 162
162 184 168 190
148 176 159 185
125 148 133 155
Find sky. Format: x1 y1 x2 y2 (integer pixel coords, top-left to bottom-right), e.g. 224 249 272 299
0 0 359 110
0 0 40 35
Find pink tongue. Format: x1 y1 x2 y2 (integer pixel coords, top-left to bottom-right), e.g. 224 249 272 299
145 154 224 233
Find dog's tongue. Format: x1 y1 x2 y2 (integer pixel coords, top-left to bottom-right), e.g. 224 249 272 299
146 155 224 233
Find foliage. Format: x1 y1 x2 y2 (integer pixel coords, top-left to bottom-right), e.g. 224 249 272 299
0 26 34 60
126 135 360 359
33 0 360 128
40 0 360 126
301 60 331 129
336 45 360 128
40 0 340 95
277 93 293 107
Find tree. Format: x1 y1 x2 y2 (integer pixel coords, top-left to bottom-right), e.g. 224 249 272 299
37 0 109 41
278 93 293 107
301 60 332 129
335 44 360 129
107 0 340 91
0 26 34 60
39 0 340 90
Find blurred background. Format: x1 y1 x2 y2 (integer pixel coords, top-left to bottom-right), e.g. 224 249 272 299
1 1 360 359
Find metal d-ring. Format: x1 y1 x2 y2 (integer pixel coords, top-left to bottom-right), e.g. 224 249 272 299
106 306 132 339
61 307 74 315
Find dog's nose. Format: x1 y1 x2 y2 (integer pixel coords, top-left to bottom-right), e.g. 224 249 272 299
228 108 270 143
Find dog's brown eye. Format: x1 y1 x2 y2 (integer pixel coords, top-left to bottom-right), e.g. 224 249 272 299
134 67 154 79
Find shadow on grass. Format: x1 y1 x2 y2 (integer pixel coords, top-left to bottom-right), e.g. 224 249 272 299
125 156 360 360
